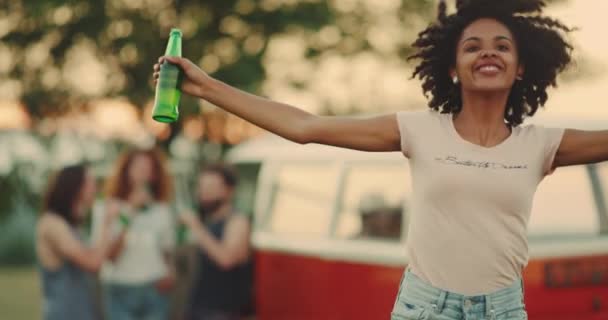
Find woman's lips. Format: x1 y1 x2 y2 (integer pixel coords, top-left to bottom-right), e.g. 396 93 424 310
475 64 502 76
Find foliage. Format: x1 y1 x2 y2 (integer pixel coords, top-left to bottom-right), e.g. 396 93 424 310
1 0 438 123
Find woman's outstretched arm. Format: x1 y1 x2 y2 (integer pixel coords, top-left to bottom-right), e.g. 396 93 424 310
154 57 401 152
554 129 608 168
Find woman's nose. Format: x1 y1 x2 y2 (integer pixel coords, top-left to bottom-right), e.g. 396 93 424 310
480 50 497 58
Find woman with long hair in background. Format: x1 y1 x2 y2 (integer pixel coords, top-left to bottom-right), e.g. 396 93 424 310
36 164 119 320
92 148 176 320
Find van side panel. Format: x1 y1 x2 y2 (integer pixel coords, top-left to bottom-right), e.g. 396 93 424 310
524 255 608 319
253 248 608 319
254 250 403 320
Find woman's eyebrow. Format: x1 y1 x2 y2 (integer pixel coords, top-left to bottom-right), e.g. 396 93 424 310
461 35 513 44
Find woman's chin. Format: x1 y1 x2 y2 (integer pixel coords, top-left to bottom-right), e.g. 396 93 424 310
469 83 513 93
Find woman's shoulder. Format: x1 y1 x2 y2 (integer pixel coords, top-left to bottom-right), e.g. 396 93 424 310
514 122 562 138
37 212 71 238
397 109 446 122
396 108 439 118
39 212 65 226
509 123 565 153
395 109 446 134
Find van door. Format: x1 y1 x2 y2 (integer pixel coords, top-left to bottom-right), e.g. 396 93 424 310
252 161 342 320
253 160 412 320
327 161 412 319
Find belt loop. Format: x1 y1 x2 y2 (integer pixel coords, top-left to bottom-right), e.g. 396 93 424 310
433 291 447 313
485 294 496 320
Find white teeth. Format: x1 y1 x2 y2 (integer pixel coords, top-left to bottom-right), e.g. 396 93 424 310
479 65 499 72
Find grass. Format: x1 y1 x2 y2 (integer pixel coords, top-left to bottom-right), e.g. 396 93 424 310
0 266 41 320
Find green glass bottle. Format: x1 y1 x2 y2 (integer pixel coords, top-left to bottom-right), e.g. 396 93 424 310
152 28 183 123
119 211 131 229
177 224 188 245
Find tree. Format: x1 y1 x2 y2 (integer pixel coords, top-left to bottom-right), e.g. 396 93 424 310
1 1 438 126
1 0 571 136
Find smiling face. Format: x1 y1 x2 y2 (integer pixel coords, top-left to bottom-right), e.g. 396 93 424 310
452 18 524 93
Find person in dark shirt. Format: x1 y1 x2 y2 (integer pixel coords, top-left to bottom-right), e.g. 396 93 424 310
180 164 253 320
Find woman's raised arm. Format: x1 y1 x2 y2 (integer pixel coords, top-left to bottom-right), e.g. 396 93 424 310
154 57 401 152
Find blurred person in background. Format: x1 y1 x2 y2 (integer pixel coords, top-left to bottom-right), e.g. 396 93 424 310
357 193 403 240
92 148 176 320
180 164 254 320
36 164 119 320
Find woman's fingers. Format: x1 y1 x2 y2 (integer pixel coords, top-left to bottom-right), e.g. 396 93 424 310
155 56 189 71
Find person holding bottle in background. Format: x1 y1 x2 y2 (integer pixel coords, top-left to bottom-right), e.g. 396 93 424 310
36 164 120 320
92 148 176 320
180 164 254 320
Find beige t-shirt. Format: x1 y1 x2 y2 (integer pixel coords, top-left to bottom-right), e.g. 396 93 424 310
397 110 564 295
92 201 175 284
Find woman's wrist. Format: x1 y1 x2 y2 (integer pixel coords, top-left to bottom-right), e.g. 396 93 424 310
188 216 203 232
191 220 210 244
199 76 221 100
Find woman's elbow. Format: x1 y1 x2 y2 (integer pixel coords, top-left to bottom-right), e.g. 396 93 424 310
68 251 104 273
216 257 238 271
107 244 125 262
89 264 103 274
216 253 248 271
292 133 311 145
291 116 319 145
82 258 104 274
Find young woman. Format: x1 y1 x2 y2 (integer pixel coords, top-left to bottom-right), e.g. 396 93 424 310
153 0 608 319
92 148 176 320
180 164 253 320
36 164 119 320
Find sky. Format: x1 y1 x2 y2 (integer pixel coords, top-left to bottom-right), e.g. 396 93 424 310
543 0 608 117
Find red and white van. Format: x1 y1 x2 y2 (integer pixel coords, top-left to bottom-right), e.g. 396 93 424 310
225 114 608 320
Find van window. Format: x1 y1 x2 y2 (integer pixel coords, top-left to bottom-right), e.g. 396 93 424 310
267 163 340 236
334 163 411 241
233 163 262 218
529 165 599 237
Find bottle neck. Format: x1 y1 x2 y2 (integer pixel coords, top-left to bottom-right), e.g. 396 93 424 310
165 35 182 56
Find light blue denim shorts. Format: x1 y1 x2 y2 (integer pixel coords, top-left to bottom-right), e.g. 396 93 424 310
391 269 527 320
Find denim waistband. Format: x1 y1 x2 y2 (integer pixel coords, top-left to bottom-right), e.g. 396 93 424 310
395 269 525 319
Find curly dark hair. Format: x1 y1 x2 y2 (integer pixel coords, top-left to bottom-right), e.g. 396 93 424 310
408 0 574 126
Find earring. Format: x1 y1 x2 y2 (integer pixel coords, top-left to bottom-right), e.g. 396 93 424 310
452 75 459 84
516 75 523 81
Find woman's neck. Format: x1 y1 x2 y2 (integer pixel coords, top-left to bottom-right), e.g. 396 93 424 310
131 180 148 190
455 90 512 147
